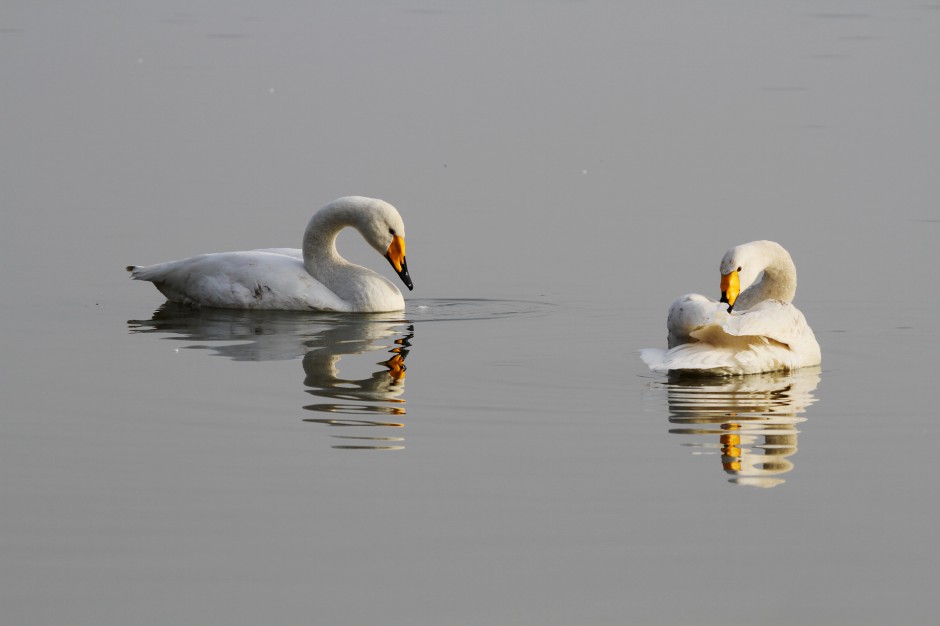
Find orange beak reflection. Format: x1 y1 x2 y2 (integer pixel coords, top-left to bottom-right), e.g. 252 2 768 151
385 353 407 381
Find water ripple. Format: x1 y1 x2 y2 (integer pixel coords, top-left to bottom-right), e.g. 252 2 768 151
403 298 554 323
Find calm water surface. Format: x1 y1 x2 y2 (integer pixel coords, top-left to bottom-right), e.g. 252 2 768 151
2 1 939 624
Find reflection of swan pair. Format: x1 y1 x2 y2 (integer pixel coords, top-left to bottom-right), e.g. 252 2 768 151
653 368 820 487
128 304 413 450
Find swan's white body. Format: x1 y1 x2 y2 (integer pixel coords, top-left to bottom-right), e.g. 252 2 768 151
641 240 821 376
127 196 413 312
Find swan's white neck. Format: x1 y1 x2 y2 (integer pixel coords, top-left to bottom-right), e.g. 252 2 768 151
734 241 798 310
302 204 355 273
301 202 400 311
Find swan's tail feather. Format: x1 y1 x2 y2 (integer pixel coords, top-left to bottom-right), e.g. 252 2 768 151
127 264 163 281
639 349 669 373
126 265 149 280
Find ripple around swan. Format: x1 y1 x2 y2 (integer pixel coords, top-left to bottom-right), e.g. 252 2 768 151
648 368 821 488
402 298 555 323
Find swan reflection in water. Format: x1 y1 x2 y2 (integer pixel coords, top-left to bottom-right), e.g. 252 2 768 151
299 321 411 450
651 368 820 487
128 303 414 450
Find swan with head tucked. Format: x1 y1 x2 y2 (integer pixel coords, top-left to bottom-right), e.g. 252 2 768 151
640 240 820 375
127 196 413 312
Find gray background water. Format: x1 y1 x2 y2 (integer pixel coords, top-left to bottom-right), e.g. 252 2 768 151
2 1 938 624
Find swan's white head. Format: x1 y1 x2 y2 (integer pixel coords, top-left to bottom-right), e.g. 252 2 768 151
328 196 413 291
718 240 795 311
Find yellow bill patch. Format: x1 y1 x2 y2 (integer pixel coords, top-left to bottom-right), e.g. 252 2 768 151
720 270 740 307
387 236 406 272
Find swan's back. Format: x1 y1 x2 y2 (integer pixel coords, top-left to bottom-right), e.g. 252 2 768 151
128 251 352 311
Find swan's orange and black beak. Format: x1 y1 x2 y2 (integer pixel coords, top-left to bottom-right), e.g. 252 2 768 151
720 270 740 312
385 235 413 291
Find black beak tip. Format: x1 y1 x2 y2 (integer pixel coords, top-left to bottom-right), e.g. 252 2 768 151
389 254 413 291
400 258 413 291
719 292 734 312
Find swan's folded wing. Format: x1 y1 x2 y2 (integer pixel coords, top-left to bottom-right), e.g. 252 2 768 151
251 248 303 259
714 300 810 348
130 251 349 310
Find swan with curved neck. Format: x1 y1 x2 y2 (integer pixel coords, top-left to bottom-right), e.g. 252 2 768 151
641 240 820 376
127 196 413 312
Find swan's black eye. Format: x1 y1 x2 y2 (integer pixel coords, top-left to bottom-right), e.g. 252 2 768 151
389 228 396 236
737 266 742 272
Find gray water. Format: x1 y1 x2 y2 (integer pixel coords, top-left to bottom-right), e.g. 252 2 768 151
2 1 939 624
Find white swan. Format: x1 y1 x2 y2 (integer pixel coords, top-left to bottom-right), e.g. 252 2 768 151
127 196 413 312
640 240 821 375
